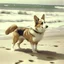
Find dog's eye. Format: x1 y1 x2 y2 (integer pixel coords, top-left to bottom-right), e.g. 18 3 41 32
41 22 43 25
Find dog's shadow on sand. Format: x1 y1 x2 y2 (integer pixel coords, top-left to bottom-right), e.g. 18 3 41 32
15 48 64 61
0 46 64 61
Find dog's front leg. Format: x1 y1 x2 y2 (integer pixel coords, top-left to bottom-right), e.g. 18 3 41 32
34 43 38 51
31 43 37 53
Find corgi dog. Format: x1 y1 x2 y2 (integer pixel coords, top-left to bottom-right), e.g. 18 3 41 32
5 14 48 53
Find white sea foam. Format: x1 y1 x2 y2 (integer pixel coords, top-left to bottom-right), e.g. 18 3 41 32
55 6 64 9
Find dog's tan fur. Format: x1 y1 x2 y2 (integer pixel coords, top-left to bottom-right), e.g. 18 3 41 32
5 14 48 53
5 24 18 35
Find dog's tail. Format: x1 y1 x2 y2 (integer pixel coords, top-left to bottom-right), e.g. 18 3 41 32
5 24 18 35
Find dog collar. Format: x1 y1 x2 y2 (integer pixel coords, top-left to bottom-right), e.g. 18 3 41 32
31 28 42 34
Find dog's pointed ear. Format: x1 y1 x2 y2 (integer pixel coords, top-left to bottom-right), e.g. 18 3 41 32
34 15 39 22
34 15 39 26
41 14 45 23
41 14 45 20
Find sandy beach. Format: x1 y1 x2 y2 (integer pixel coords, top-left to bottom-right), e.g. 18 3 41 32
0 26 64 64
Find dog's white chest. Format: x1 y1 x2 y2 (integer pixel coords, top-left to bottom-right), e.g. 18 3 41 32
33 34 43 42
30 29 44 42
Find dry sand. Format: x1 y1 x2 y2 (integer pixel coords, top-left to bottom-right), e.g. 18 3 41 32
0 28 64 64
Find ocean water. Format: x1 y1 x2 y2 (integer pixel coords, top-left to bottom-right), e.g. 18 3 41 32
0 3 64 12
0 3 64 24
0 4 64 22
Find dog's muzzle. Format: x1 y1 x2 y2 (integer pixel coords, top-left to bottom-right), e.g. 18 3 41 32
45 25 48 28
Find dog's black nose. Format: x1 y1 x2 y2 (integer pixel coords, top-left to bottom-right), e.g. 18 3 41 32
46 25 48 28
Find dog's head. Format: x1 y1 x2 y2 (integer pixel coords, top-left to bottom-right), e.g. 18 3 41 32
34 14 48 33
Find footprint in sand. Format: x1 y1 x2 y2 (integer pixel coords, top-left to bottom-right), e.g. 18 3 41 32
18 60 23 62
5 48 11 50
15 59 34 64
50 61 55 64
0 46 11 50
15 60 23 64
15 62 19 64
29 59 34 62
53 45 58 47
0 46 5 49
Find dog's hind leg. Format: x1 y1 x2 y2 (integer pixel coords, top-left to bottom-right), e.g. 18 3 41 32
17 38 24 49
11 33 19 51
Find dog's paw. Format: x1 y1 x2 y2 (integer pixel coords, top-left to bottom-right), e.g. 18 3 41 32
32 50 37 53
11 48 15 51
